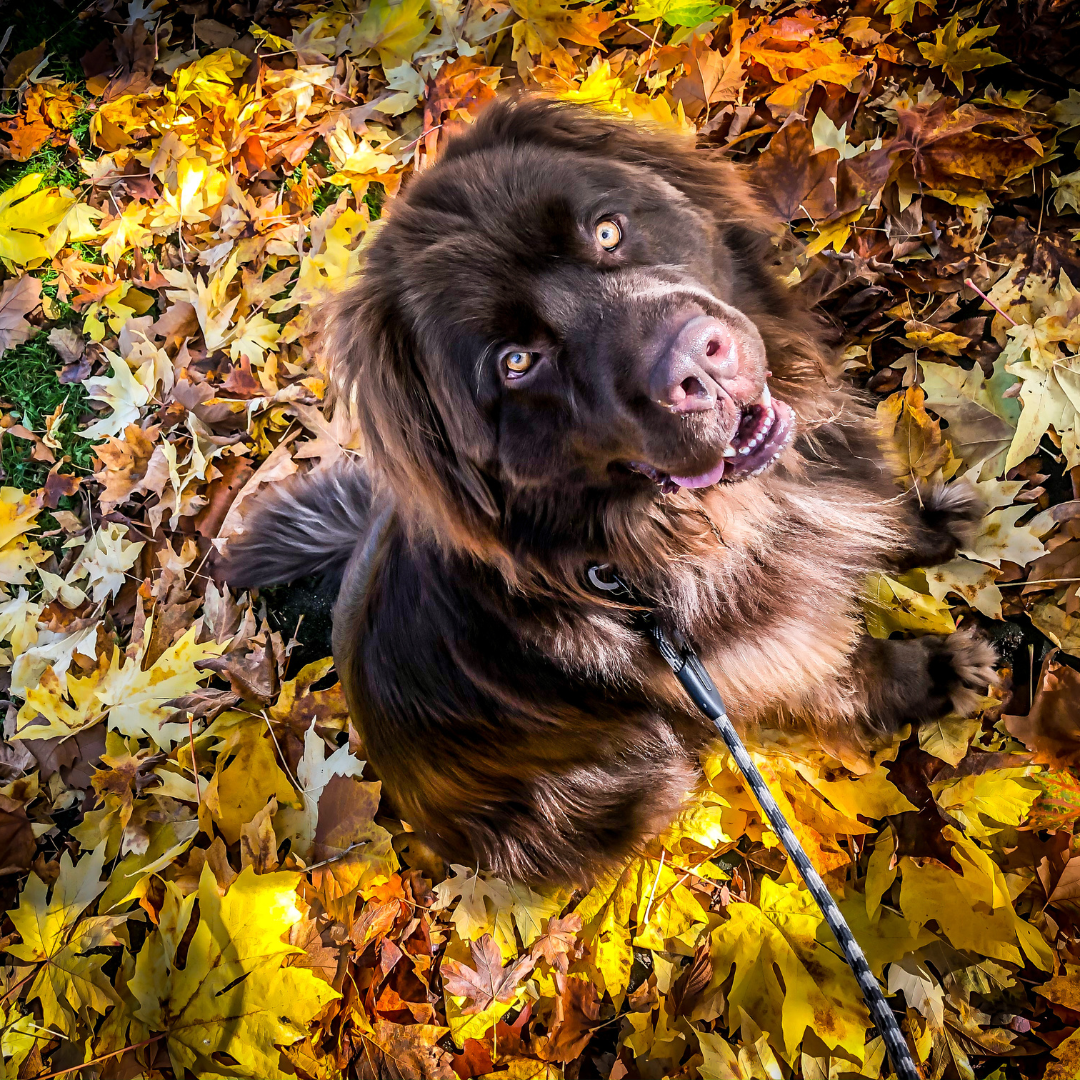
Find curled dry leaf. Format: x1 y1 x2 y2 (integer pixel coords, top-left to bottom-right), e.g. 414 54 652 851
1004 651 1080 768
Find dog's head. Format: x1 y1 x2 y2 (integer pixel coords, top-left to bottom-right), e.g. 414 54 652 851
328 98 830 559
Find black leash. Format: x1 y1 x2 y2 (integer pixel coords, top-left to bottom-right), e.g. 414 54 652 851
586 565 919 1080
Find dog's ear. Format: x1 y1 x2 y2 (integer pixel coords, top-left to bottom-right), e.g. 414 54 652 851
322 284 503 551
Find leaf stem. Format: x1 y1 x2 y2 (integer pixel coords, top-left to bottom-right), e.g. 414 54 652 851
188 709 201 804
640 849 665 928
33 1033 164 1080
964 277 1018 327
0 970 35 1007
998 577 1080 586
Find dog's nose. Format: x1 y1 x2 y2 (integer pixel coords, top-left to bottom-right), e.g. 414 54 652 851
648 315 739 414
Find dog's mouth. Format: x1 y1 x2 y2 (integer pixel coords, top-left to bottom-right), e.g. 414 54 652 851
628 387 795 492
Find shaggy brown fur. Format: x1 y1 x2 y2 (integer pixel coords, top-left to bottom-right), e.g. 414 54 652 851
222 97 996 884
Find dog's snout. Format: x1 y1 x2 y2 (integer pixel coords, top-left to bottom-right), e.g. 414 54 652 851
648 315 738 414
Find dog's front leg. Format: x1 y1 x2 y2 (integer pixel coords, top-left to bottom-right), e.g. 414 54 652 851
890 480 985 572
845 630 998 736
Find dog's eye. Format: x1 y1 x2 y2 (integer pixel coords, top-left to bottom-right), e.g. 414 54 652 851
595 220 622 250
504 350 537 376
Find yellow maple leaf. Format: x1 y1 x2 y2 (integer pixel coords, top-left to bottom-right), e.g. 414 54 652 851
80 348 152 437
899 834 1053 970
82 283 155 344
325 121 399 200
511 0 615 78
932 768 1041 839
350 0 434 68
200 719 300 844
16 618 226 748
796 761 917 821
99 624 228 748
130 864 338 1077
16 656 110 741
925 557 1003 619
917 15 1009 93
100 202 153 265
0 487 47 586
574 860 640 1005
70 521 146 602
160 258 244 353
877 0 935 30
44 196 105 257
148 156 228 231
877 384 962 484
959 503 1046 568
698 1026 784 1080
1003 361 1080 471
168 48 250 111
0 173 73 268
432 863 567 964
6 843 127 1037
561 61 694 134
286 204 370 309
805 207 866 256
632 855 709 951
659 795 739 857
918 711 982 766
709 877 870 1061
862 570 957 638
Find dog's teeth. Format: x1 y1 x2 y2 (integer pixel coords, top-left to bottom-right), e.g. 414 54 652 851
739 445 751 455
760 385 771 408
723 446 736 458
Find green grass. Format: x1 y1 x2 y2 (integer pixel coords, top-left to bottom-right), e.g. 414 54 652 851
3 0 110 87
0 142 87 195
302 139 387 219
309 179 387 219
0 332 93 494
312 179 351 217
0 0 106 193
364 182 387 220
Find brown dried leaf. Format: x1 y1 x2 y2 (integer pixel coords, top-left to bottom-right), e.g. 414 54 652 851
1004 651 1080 768
0 275 42 356
441 934 535 1014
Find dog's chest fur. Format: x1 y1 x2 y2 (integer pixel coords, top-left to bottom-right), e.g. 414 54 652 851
537 472 904 728
339 459 904 747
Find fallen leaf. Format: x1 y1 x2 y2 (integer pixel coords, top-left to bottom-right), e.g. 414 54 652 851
441 934 535 1014
0 274 42 357
130 864 339 1076
1004 651 1080 768
917 15 1009 92
6 843 126 1037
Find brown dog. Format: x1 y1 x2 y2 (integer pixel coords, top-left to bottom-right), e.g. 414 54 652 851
222 97 996 883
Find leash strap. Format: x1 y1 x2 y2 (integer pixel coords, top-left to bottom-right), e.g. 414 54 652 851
586 566 919 1080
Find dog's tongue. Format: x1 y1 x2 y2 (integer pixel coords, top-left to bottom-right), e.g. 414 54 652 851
669 459 728 489
671 398 795 488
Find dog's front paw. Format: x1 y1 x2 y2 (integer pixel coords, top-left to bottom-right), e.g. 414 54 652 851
926 480 985 545
923 480 984 550
924 627 999 718
894 480 986 570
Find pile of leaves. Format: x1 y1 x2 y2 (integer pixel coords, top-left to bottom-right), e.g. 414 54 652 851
0 0 1079 1075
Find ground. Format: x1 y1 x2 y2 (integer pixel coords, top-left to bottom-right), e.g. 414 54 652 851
0 0 1079 1077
